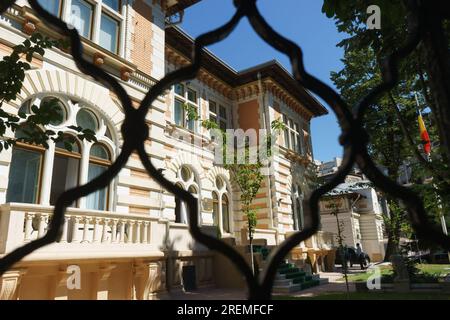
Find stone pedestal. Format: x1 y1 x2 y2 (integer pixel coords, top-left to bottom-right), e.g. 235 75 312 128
0 269 26 300
133 260 167 300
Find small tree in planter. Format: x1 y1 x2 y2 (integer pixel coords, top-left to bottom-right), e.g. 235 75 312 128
184 107 286 274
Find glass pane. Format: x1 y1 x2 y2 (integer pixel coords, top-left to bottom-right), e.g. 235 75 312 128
215 176 224 190
288 119 294 129
220 121 227 131
105 126 113 140
209 114 217 123
290 131 296 151
209 101 216 113
90 144 109 160
187 89 196 103
37 0 61 16
296 133 302 154
212 192 219 226
86 163 108 210
99 13 119 53
76 108 98 132
294 123 300 133
103 0 120 12
174 84 184 96
50 154 80 205
6 148 42 204
188 185 197 194
18 100 31 115
284 130 290 148
55 138 80 153
41 97 65 126
180 166 191 182
187 116 195 131
219 105 226 119
222 194 230 233
174 100 184 126
70 0 93 39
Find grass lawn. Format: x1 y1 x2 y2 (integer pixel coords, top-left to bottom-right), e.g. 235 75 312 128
275 292 450 300
343 264 450 283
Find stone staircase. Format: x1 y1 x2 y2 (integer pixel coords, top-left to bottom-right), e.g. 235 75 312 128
253 246 328 294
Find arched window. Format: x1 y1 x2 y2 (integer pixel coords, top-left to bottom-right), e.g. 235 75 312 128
174 165 200 224
212 175 231 234
6 127 45 204
50 136 81 206
86 144 111 210
6 96 116 210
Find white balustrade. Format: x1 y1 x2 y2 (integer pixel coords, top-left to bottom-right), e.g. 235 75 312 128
12 207 156 247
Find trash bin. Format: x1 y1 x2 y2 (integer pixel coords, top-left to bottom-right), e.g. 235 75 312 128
182 265 197 291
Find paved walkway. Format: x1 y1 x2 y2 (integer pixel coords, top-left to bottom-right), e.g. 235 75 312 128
165 268 366 300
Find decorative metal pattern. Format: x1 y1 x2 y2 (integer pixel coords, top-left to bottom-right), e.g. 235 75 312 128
0 0 449 300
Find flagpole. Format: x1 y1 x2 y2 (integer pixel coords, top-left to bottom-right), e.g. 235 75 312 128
415 92 449 241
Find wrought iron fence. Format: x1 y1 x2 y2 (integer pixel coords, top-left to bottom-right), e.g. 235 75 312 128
0 0 449 300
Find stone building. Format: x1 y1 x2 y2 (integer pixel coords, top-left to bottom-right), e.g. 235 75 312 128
0 0 333 299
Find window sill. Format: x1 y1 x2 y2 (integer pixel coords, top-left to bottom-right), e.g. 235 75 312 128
165 123 213 148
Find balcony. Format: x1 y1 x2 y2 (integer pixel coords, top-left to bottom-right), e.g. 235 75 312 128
0 203 202 261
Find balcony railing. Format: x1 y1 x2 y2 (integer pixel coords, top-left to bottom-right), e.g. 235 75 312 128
0 203 199 260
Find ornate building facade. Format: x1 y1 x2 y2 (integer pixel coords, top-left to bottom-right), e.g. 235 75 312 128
0 0 333 299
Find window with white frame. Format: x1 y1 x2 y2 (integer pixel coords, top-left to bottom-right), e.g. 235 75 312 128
6 95 116 211
174 165 200 224
209 100 228 131
282 114 303 154
37 0 123 54
173 83 199 132
211 175 231 234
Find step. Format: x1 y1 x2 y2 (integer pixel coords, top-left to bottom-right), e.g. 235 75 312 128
285 271 307 279
274 278 292 286
272 284 302 293
275 273 287 280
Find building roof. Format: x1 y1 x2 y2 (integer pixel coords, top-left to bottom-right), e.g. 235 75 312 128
166 0 203 16
165 26 328 117
325 180 372 197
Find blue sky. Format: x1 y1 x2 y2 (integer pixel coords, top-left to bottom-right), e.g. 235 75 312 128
180 0 346 162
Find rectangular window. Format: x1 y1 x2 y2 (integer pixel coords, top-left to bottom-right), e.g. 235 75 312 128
282 114 303 154
6 148 42 204
99 13 119 53
71 0 94 39
37 0 61 16
209 100 228 130
173 85 199 132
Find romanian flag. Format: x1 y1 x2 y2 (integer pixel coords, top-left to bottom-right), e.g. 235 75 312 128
418 114 431 155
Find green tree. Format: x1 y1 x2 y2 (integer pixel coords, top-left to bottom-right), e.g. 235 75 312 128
323 0 450 260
